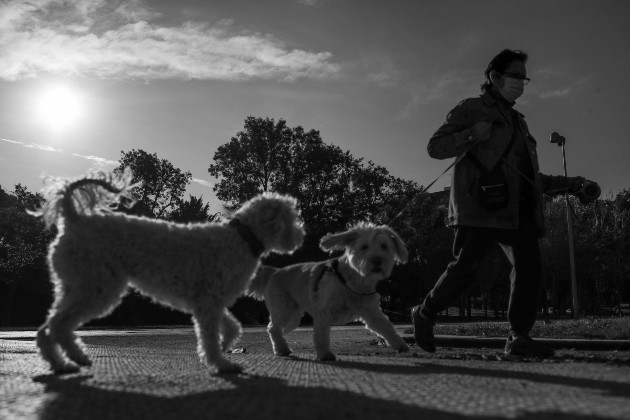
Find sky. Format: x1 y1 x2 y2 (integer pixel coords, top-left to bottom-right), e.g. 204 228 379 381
1 0 629 213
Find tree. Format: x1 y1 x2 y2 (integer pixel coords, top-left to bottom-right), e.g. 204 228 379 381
580 190 630 312
209 117 436 243
207 116 445 315
540 196 572 313
0 185 50 275
115 149 193 220
540 191 630 316
209 117 439 233
275 136 359 237
208 117 294 210
0 184 53 326
170 195 222 223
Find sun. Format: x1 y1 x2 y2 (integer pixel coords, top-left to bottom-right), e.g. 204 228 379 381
36 84 82 131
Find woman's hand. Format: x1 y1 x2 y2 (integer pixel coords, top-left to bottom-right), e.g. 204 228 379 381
471 121 493 142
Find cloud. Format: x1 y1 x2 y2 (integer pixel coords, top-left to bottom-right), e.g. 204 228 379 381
192 178 214 189
539 88 572 99
531 67 591 100
1 137 64 153
296 0 326 7
24 143 64 153
422 70 478 103
0 138 24 145
361 54 403 88
2 136 117 165
71 153 119 166
0 0 340 82
397 69 479 119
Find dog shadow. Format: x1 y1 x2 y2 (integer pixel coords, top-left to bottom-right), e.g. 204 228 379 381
31 372 448 420
31 370 611 420
283 353 428 375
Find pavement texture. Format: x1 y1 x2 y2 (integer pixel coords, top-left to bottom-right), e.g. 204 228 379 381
1 326 630 420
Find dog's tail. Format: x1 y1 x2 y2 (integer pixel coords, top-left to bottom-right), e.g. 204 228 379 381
29 168 139 229
246 265 279 300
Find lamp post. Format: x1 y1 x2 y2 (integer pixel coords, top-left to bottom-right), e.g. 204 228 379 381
550 132 579 319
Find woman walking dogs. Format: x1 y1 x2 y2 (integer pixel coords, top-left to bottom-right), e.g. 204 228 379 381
411 49 598 358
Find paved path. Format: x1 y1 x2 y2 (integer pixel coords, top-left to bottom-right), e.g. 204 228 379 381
1 327 629 420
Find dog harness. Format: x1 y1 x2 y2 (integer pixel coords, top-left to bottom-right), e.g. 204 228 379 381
314 259 377 297
228 218 265 257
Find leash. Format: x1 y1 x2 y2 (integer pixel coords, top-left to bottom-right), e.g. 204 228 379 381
313 259 378 296
388 134 569 225
500 155 578 206
330 259 378 296
386 139 482 225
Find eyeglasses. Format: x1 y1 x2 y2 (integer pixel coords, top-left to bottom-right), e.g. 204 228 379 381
503 72 531 85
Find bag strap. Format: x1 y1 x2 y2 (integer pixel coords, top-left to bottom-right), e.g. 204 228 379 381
467 129 518 172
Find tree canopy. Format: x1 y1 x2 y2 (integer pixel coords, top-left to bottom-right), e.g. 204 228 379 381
0 185 51 277
116 149 193 220
208 117 437 242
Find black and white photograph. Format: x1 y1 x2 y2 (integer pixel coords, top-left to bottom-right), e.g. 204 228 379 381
1 1 629 419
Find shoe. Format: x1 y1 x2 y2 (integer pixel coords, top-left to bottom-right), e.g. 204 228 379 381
504 334 554 358
411 305 436 353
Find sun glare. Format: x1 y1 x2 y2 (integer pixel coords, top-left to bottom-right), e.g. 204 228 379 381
36 84 82 131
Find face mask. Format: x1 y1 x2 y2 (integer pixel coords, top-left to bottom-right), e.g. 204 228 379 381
498 77 524 102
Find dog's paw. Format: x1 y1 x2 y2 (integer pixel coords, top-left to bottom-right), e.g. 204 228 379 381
53 362 81 375
396 343 411 353
216 360 243 374
71 354 93 366
317 352 337 362
274 348 293 357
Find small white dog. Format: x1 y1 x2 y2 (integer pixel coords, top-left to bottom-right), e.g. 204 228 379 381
32 169 304 374
247 223 410 361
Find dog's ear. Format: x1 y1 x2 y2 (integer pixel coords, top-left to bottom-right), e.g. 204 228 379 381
385 228 408 264
320 230 360 252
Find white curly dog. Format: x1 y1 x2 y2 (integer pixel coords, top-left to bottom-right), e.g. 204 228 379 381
32 169 304 374
247 223 410 361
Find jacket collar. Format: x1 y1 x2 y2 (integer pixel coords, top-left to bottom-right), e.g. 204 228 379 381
481 90 525 119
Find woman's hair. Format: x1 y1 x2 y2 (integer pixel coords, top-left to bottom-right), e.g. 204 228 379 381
481 49 528 93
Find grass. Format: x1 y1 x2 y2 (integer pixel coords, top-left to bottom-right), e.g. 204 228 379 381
402 317 630 340
2 317 628 341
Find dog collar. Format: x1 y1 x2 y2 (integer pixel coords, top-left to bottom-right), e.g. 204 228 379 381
229 218 265 257
330 259 377 297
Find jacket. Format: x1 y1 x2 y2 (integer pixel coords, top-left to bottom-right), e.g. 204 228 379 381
428 91 569 237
